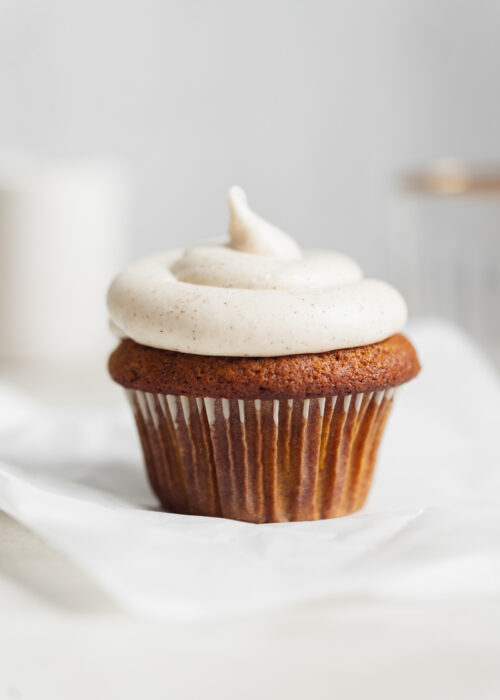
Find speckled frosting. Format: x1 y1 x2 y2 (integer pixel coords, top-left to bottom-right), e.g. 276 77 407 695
107 187 408 357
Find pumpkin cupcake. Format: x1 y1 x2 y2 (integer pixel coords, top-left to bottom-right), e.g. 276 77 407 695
107 187 420 523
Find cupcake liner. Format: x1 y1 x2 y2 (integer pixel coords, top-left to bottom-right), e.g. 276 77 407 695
126 388 397 523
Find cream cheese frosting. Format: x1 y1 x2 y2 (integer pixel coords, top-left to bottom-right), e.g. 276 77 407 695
107 187 407 357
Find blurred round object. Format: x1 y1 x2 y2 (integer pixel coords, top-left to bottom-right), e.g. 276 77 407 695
0 155 130 392
389 159 500 370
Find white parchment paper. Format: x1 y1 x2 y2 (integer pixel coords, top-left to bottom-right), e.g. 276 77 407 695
0 319 499 619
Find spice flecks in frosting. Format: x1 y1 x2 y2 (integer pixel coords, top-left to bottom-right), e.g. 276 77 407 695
107 187 408 356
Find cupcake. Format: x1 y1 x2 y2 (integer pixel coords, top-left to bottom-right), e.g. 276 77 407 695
107 187 420 523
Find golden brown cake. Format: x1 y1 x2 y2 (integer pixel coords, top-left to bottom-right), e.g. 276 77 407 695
109 333 419 398
109 335 419 522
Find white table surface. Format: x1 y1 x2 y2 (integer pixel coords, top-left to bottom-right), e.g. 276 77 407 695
1 510 499 700
1 330 499 700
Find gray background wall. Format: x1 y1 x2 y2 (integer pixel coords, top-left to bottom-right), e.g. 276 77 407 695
2 0 500 275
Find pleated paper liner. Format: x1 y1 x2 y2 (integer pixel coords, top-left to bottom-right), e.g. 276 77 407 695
126 389 397 523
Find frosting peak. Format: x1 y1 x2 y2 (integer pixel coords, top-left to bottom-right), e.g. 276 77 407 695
107 187 407 357
228 186 301 261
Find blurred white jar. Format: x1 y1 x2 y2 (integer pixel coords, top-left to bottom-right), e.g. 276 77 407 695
388 160 500 370
0 156 129 376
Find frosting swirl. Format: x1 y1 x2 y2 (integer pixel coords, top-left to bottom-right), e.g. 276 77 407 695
107 187 407 356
